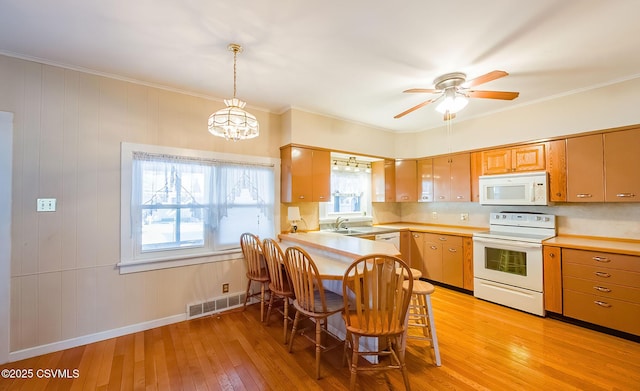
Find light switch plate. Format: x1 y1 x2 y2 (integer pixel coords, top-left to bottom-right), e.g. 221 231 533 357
37 198 56 212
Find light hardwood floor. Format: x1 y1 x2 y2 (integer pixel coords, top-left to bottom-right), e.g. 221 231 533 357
1 287 639 390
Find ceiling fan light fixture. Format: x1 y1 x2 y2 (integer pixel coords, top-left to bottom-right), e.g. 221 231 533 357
208 43 259 141
435 89 468 114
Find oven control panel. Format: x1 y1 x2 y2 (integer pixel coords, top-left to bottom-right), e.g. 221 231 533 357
489 212 555 229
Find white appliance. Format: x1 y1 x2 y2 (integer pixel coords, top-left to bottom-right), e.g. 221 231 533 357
473 212 556 316
374 232 400 249
479 171 549 206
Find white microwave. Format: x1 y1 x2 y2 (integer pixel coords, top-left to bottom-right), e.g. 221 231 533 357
479 171 548 206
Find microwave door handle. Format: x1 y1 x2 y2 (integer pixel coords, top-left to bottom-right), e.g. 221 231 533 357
530 182 535 202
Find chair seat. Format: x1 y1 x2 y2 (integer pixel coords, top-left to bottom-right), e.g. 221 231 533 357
343 311 405 336
248 267 270 282
396 267 422 280
403 279 435 295
269 279 294 298
293 290 344 316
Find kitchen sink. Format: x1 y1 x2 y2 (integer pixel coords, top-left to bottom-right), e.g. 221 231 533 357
321 226 397 236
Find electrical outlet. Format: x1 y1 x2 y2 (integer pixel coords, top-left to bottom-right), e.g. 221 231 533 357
431 212 438 220
37 198 57 212
460 213 469 221
222 283 229 293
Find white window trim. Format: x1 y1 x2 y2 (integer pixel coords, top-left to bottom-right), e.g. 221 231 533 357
119 142 280 274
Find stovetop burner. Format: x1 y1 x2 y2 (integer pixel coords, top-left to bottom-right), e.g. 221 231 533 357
474 211 557 243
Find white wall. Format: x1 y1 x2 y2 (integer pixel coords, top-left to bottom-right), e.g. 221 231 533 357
0 111 12 364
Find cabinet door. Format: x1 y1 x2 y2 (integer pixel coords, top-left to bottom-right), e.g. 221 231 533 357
482 148 512 174
604 128 640 202
543 246 562 313
546 140 567 202
290 147 314 201
433 156 451 202
395 159 417 202
417 158 433 202
399 231 411 264
371 159 396 202
442 240 464 288
511 144 546 172
470 152 482 203
311 149 330 202
566 134 604 202
422 234 443 281
450 153 471 202
410 232 425 274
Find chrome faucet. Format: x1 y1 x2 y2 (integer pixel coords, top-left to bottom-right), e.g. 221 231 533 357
335 216 349 230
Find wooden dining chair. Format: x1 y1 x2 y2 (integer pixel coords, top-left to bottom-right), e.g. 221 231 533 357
342 254 413 391
262 238 295 344
240 232 270 322
284 246 345 379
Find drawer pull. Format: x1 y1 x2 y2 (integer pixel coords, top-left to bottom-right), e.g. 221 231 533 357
594 301 612 308
616 193 635 198
439 237 447 241
576 193 592 198
413 234 420 238
430 245 438 250
448 248 457 253
594 271 611 278
592 256 610 263
593 286 611 293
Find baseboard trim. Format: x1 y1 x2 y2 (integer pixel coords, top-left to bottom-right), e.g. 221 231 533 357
8 313 186 363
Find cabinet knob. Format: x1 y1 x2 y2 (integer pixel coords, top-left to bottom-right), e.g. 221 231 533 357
438 196 445 200
456 195 464 199
298 195 305 199
430 245 438 250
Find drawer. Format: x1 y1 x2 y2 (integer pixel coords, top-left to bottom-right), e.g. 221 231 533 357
563 276 640 302
423 233 463 246
563 289 640 336
562 248 640 272
563 262 640 287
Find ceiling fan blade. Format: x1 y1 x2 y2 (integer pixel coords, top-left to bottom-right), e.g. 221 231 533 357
394 98 438 119
465 70 508 88
467 90 520 100
403 88 439 94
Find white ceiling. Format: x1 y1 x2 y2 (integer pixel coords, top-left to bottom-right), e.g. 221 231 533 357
1 0 639 133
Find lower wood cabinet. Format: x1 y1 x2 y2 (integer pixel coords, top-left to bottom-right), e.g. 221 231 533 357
410 231 470 289
561 248 640 336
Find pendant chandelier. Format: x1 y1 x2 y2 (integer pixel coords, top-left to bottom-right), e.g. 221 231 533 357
208 43 259 141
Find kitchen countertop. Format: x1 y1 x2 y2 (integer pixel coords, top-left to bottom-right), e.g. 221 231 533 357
372 223 486 237
279 231 401 259
543 235 640 256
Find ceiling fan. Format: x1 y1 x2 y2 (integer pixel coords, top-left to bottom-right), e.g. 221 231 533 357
394 70 519 120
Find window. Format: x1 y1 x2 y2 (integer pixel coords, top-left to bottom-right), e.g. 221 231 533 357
319 156 372 221
120 143 279 273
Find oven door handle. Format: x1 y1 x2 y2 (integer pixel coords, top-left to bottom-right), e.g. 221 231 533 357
473 237 542 249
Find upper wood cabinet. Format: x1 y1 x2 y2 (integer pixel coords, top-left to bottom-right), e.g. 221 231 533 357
371 159 396 202
395 159 417 202
566 128 639 203
470 152 482 203
603 128 640 202
566 134 604 202
545 139 567 202
280 146 330 202
417 158 434 202
433 153 471 202
481 144 546 174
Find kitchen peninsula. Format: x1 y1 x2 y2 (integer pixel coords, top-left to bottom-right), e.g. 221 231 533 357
278 231 401 279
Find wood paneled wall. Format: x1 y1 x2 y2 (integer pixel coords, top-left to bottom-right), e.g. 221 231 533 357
0 54 281 355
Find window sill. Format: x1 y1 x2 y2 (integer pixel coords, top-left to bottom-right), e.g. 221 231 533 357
117 249 242 274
